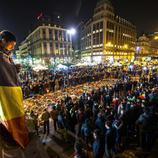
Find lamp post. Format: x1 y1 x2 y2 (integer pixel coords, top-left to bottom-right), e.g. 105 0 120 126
136 46 140 61
67 28 76 62
67 28 76 36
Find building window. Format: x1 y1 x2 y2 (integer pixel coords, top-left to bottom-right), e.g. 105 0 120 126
60 43 64 55
100 22 103 29
93 24 96 31
59 31 62 41
96 23 99 30
50 42 53 48
106 32 114 42
107 21 114 30
68 45 71 55
35 31 40 40
96 33 99 45
63 31 67 41
43 29 46 35
93 34 96 45
99 32 103 44
50 42 53 54
44 42 47 48
55 30 58 40
43 29 46 39
62 44 66 55
44 42 47 54
60 43 63 48
49 29 53 39
55 42 58 49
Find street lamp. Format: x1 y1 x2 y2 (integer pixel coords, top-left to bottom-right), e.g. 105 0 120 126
67 28 77 62
67 28 76 36
154 36 158 40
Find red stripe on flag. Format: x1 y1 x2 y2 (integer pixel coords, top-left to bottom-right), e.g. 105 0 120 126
2 116 29 148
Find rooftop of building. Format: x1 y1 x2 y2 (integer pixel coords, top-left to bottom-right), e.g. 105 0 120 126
138 34 150 41
97 0 112 6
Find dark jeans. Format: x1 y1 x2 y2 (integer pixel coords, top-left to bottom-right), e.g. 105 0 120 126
44 120 49 135
115 91 120 98
140 131 155 151
105 145 115 158
53 119 57 131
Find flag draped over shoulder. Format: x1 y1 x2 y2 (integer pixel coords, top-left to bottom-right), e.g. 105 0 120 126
0 54 29 148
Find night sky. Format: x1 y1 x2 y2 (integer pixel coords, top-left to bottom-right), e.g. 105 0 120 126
1 0 158 44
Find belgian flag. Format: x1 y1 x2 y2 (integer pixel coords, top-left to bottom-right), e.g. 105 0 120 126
0 53 29 148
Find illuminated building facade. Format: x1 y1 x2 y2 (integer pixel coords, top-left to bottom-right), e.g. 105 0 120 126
136 34 151 60
81 0 136 63
136 33 158 61
149 32 158 58
17 24 73 64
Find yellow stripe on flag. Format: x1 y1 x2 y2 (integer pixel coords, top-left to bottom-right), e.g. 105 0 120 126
0 86 24 121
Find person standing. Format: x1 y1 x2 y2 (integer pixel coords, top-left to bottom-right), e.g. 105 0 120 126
50 106 58 132
92 129 104 158
41 109 50 135
105 121 116 158
0 30 29 157
74 141 87 158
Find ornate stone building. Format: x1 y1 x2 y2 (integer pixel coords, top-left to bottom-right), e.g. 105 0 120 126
16 23 73 65
137 33 158 60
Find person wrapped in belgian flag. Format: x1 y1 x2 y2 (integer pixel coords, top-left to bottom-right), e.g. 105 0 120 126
0 31 29 154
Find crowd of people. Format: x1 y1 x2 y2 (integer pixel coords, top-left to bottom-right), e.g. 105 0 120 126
20 65 107 98
20 64 156 99
22 65 158 158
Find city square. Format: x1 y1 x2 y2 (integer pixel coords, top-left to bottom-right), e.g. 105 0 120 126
0 0 158 158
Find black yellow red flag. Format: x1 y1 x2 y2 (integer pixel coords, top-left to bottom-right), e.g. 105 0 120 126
0 53 29 148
